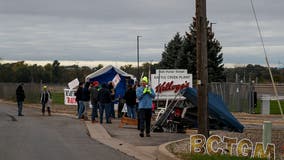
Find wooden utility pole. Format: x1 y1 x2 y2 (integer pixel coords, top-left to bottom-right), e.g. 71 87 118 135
196 0 209 137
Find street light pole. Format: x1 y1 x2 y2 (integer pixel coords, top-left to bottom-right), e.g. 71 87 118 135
210 22 216 30
210 22 216 33
137 35 142 81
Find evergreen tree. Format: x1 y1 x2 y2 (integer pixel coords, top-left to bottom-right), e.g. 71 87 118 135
181 18 225 82
176 34 190 70
207 24 225 82
182 31 197 77
158 18 225 82
159 32 183 69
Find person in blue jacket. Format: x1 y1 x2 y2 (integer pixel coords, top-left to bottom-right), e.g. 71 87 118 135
136 76 155 137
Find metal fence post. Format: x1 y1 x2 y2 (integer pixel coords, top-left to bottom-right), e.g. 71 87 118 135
262 121 272 148
261 94 270 115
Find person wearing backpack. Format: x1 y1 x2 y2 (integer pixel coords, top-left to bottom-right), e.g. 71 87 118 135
90 81 100 123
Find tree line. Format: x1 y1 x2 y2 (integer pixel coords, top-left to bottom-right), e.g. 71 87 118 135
224 64 284 83
1 59 283 84
0 60 99 84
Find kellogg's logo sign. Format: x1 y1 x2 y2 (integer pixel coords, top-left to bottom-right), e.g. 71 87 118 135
155 81 190 93
151 69 192 100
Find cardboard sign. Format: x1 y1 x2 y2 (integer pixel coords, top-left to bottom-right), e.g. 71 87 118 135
112 74 121 88
68 78 79 89
64 88 77 105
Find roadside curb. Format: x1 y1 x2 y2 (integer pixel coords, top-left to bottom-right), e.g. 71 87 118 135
85 120 184 160
157 141 180 160
85 121 157 160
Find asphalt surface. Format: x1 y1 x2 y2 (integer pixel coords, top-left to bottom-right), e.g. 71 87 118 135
86 115 189 160
0 103 136 160
101 119 188 146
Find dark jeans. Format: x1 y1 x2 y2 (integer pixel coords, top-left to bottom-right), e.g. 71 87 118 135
110 102 115 118
76 101 80 115
127 105 136 119
41 102 50 114
78 101 85 119
139 108 152 134
118 101 124 118
17 101 23 115
91 103 98 121
136 104 140 130
99 103 111 123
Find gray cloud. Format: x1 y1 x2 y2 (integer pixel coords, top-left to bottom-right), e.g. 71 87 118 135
0 0 283 66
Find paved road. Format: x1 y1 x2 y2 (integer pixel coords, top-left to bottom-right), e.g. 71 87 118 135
0 103 136 160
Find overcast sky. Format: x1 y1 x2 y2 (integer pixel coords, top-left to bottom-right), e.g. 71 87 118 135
0 0 283 67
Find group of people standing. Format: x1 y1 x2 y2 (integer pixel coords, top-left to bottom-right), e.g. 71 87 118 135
75 76 156 137
16 83 52 116
75 81 115 124
15 75 156 138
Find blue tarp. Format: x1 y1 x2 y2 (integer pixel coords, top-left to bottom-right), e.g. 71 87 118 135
85 65 134 99
181 87 244 132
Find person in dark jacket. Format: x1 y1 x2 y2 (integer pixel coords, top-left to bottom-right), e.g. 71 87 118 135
76 82 84 117
124 84 137 119
108 81 116 118
16 83 25 116
98 83 112 124
40 85 52 116
78 82 90 120
90 81 100 123
134 80 140 130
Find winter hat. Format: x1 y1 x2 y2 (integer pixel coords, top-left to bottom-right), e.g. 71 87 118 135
92 81 99 87
141 77 148 83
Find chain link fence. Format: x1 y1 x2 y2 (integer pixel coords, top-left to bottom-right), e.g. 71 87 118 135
209 83 284 113
209 82 255 113
1 82 283 113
